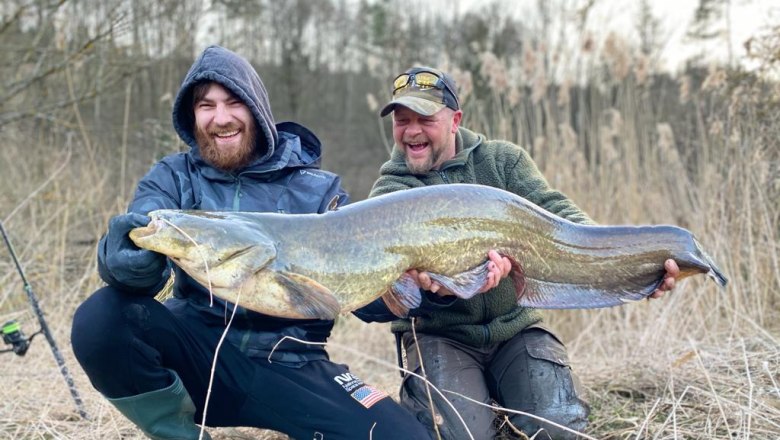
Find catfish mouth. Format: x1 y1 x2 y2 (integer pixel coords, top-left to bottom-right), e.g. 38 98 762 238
128 218 163 242
219 246 255 263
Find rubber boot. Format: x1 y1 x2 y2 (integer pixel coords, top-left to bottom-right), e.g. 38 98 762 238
107 370 212 440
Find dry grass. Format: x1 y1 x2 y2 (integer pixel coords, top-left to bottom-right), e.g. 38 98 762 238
1 39 779 440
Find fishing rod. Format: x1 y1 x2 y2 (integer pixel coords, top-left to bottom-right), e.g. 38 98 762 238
0 220 89 420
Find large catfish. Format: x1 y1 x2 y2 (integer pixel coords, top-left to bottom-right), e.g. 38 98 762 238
129 184 728 320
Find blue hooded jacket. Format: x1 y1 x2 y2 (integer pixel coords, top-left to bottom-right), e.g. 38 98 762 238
97 46 349 364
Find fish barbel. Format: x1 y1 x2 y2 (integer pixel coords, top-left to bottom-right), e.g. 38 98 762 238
129 184 728 320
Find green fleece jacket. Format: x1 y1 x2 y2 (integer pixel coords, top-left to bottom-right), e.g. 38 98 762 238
369 126 594 347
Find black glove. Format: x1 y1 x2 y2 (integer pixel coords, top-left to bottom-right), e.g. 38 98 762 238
98 212 168 293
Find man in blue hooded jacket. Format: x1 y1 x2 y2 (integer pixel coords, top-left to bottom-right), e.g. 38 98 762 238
71 46 432 440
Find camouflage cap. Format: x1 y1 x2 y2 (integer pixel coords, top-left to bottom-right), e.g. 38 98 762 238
380 66 460 117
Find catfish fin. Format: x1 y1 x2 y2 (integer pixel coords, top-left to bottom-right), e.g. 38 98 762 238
426 261 490 300
383 273 423 318
517 278 652 309
273 271 341 320
509 257 527 303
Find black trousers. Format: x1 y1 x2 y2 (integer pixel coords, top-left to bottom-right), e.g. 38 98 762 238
399 328 590 440
71 287 431 440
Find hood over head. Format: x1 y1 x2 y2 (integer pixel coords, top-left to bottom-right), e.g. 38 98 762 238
172 45 279 165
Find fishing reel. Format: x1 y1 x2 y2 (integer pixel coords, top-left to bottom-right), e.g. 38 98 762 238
1 320 40 356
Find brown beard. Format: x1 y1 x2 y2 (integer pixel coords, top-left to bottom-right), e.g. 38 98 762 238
195 121 258 172
403 144 443 174
402 129 456 174
405 155 434 174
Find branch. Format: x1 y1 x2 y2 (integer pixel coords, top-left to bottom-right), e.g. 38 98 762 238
0 3 27 36
1 23 115 104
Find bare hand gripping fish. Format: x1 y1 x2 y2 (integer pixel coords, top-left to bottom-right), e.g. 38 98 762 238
129 184 728 320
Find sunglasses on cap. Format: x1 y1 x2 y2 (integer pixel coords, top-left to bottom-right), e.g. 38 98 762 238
392 70 460 108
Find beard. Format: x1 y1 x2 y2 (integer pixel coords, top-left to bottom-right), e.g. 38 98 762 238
195 121 258 172
402 129 457 174
405 154 435 175
403 143 446 175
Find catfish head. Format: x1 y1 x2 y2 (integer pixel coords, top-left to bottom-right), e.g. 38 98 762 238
129 210 276 290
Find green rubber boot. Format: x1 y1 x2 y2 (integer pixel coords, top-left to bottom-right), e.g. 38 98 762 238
107 370 212 440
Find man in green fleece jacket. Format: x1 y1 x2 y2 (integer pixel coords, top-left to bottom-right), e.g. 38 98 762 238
368 66 680 439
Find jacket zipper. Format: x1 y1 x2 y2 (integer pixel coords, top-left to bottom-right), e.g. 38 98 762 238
232 177 242 210
483 323 491 345
482 295 490 344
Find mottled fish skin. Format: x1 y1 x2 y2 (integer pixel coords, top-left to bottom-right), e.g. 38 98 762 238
129 184 728 320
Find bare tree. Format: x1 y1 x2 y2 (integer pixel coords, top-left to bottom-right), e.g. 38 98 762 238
686 0 732 65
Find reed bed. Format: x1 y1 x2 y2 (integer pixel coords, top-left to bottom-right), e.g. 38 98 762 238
1 41 778 440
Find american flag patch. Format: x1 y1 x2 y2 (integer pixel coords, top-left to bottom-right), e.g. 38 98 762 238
350 385 388 409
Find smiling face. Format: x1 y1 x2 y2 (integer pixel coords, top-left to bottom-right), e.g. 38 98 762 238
193 82 258 172
391 105 462 174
